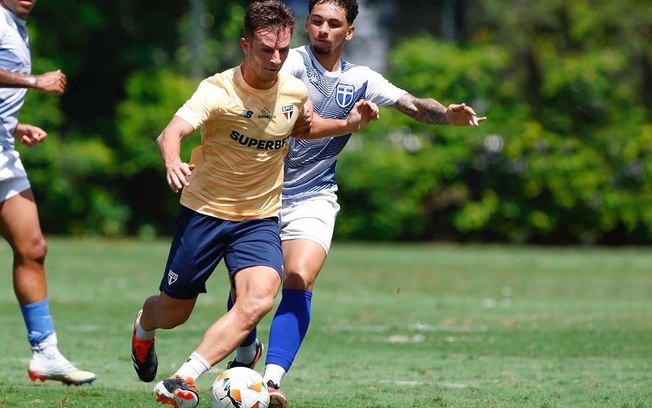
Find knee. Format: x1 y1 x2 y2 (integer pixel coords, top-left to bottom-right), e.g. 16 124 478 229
283 266 317 291
238 296 275 326
15 235 47 265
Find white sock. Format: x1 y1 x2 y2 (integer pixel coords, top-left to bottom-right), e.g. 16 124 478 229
175 352 211 381
35 332 58 351
31 333 72 365
136 321 155 340
235 340 258 364
263 364 287 386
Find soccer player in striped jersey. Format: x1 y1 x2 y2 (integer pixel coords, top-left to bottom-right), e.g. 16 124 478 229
0 0 96 386
227 1 487 406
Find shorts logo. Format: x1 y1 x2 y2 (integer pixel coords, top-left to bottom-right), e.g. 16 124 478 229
282 104 294 121
167 270 178 285
336 83 355 108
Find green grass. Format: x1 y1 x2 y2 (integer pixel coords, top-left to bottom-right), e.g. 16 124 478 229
1 238 651 407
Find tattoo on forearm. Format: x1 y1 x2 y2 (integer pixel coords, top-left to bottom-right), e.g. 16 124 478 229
394 94 448 125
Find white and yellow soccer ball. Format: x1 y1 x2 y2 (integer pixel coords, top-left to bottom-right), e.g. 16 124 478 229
210 367 270 408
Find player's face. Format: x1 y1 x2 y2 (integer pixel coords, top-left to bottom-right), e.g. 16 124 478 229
306 2 354 56
241 27 292 89
0 0 36 19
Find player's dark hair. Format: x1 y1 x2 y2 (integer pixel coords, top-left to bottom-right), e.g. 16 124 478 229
244 0 296 40
308 0 359 24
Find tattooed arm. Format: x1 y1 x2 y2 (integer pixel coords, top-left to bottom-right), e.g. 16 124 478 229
393 93 486 126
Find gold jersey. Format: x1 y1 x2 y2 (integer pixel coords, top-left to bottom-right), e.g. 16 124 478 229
175 66 308 221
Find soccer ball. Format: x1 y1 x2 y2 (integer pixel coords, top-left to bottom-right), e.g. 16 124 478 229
210 367 270 408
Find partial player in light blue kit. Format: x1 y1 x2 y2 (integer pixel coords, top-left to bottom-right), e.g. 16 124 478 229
0 0 95 386
227 1 487 407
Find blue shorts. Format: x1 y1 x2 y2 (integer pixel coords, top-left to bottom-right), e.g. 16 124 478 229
159 206 283 300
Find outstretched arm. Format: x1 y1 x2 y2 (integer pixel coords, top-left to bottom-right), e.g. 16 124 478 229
156 116 197 193
0 68 67 94
393 93 486 126
293 99 380 139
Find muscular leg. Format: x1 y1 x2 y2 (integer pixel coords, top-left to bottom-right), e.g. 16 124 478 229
195 265 280 367
264 239 326 384
139 292 197 331
282 238 326 291
1 189 96 384
0 189 53 345
0 189 48 305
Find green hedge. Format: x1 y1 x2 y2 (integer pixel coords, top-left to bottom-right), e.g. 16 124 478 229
335 37 652 244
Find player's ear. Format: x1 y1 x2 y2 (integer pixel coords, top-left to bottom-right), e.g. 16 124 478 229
240 37 249 56
346 25 355 41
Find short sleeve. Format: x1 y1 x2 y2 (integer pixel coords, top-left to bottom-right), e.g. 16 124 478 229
0 11 9 39
174 79 228 129
363 68 408 107
281 48 305 78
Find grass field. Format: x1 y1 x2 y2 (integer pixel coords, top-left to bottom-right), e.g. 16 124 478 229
0 238 651 407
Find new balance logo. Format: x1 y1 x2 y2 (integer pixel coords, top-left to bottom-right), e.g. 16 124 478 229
167 270 178 285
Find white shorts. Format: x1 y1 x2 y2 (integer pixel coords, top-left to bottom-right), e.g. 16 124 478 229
279 191 340 253
0 149 30 203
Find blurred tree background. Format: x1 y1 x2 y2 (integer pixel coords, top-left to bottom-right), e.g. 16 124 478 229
16 0 652 244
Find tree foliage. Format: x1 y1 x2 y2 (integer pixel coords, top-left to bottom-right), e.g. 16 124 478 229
336 0 652 244
15 0 652 243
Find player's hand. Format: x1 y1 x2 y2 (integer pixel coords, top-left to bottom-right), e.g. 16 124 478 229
14 123 47 147
166 161 195 193
445 103 487 126
35 70 67 95
346 99 380 132
292 100 313 138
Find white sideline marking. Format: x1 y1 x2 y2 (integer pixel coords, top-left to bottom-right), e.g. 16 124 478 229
379 379 469 388
386 334 426 344
323 323 488 333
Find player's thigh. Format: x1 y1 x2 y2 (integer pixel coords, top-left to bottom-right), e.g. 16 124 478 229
281 239 327 289
0 186 44 252
160 207 229 300
225 217 283 305
224 217 283 280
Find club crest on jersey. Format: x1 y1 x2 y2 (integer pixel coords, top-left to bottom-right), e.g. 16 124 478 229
167 270 178 285
282 104 294 121
336 83 355 108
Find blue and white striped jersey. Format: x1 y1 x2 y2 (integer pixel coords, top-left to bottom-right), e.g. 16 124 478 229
0 6 30 150
281 45 406 199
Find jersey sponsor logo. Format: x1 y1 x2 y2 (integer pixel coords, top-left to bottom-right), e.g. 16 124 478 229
230 130 289 150
258 108 274 120
240 110 254 118
167 270 178 285
336 83 355 108
281 104 294 121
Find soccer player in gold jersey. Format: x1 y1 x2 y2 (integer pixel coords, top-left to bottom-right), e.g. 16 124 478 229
130 2 378 407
